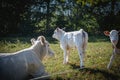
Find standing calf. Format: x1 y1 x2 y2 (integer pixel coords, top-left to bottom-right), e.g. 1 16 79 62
52 27 88 69
104 30 120 69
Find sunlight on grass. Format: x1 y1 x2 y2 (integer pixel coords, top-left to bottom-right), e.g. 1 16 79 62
42 40 120 80
0 39 31 53
0 36 120 80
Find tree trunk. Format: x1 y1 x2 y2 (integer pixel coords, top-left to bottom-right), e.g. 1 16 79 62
111 0 115 15
46 0 50 31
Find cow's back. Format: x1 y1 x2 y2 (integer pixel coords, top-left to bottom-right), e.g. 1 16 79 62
63 29 88 48
0 49 46 80
0 52 29 80
62 31 80 48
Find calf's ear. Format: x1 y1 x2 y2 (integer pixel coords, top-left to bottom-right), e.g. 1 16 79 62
62 27 66 30
56 27 60 31
30 38 36 45
104 31 110 36
38 36 46 45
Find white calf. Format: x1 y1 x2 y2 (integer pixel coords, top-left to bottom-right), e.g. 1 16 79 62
52 27 88 69
104 30 120 69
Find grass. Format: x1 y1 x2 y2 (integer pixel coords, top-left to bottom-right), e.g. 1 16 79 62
0 36 120 80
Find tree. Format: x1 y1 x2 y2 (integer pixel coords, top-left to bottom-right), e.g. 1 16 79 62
0 0 34 36
0 0 120 37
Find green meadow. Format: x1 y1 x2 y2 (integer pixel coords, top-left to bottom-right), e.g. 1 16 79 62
0 36 120 80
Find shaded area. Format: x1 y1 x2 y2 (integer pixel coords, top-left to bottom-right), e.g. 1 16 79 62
0 36 58 44
0 35 110 44
69 63 120 80
88 35 110 42
81 68 120 80
0 37 32 44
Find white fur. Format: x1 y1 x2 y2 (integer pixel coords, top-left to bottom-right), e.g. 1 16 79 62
52 28 88 69
104 30 120 69
0 36 54 80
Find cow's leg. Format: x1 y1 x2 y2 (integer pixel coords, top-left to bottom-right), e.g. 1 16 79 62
107 51 115 69
77 47 84 69
33 71 49 80
60 44 68 64
31 65 49 79
63 48 68 64
66 50 70 63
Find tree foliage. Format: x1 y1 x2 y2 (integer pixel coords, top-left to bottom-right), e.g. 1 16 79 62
0 0 120 37
0 0 34 36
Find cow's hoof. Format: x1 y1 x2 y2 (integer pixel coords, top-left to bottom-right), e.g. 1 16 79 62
107 66 110 69
107 65 110 69
63 62 68 64
80 66 85 69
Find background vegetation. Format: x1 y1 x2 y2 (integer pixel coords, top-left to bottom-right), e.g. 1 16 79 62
0 0 120 37
0 0 120 79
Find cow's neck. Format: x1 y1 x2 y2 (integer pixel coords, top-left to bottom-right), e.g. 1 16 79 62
32 43 43 60
59 31 65 41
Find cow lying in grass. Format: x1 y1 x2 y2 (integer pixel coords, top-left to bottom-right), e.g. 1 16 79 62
52 27 88 69
0 36 54 80
104 30 120 69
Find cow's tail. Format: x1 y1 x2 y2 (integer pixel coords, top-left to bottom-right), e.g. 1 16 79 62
81 29 88 53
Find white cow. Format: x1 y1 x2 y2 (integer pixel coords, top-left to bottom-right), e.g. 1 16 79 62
104 30 120 69
0 36 54 80
52 27 88 69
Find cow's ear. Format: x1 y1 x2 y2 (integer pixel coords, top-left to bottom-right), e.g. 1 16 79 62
62 27 66 30
38 36 46 45
30 38 36 45
56 27 60 31
104 31 110 36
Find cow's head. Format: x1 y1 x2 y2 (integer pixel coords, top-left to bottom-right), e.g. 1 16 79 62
52 27 65 40
104 30 120 48
30 36 54 60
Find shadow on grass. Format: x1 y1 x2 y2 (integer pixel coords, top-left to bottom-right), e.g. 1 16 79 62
88 35 109 42
69 63 120 80
0 36 58 44
0 37 32 43
0 35 110 44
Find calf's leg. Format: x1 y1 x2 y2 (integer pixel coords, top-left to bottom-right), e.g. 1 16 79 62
77 47 84 69
63 48 69 64
107 51 115 69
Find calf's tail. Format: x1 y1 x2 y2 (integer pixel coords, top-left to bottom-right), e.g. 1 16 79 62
81 29 88 51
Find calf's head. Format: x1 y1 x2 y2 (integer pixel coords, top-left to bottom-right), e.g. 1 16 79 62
52 27 65 40
104 30 120 48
